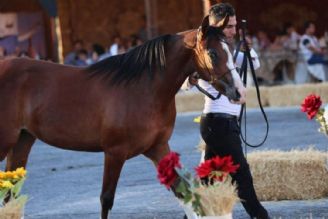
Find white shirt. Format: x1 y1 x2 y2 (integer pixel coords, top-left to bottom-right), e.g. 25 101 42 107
199 79 241 115
109 44 118 56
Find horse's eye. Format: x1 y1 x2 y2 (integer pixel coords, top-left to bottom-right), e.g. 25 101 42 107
207 49 218 63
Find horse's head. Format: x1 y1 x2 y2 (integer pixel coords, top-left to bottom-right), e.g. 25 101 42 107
193 15 240 101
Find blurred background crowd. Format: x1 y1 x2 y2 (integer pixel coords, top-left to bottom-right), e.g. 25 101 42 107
0 0 327 85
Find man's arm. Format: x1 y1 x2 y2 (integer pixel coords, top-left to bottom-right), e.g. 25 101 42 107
303 38 324 55
231 48 260 104
180 72 198 90
17 24 40 42
231 69 246 104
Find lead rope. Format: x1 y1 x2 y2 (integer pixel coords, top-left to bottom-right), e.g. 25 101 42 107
236 20 269 153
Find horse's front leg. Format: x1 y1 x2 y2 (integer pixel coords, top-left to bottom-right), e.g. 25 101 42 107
101 149 127 219
143 142 170 167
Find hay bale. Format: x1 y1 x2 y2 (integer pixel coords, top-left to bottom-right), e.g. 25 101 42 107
246 86 269 108
247 149 328 201
265 82 328 107
176 92 204 113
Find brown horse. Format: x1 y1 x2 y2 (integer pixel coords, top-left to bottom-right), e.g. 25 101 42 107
0 16 240 219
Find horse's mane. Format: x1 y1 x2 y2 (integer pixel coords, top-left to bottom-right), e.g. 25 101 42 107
86 34 171 85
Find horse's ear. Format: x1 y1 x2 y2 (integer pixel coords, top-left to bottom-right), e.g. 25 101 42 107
217 15 229 29
200 15 210 36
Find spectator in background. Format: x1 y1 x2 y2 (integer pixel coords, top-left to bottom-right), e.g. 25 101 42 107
318 30 328 49
283 22 300 51
299 21 328 65
108 35 124 56
127 35 144 52
0 23 40 56
269 30 288 51
87 43 106 65
256 30 271 51
64 39 84 65
75 49 88 67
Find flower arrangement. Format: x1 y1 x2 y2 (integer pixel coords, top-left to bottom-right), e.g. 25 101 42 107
301 94 328 136
0 168 28 219
157 152 240 218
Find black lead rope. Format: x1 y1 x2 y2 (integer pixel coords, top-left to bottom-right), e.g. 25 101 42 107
195 84 222 100
237 20 269 148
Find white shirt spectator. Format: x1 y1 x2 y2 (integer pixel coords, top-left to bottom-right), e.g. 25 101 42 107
299 34 320 61
285 31 300 51
109 44 118 56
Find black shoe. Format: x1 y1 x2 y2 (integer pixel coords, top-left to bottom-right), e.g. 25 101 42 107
252 209 270 219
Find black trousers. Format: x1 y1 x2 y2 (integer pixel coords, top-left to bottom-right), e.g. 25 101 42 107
200 113 269 219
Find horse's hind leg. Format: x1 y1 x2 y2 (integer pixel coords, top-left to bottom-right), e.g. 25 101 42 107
101 150 127 219
5 130 35 171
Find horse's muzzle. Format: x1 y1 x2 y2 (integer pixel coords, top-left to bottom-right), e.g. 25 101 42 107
215 80 240 101
225 87 240 102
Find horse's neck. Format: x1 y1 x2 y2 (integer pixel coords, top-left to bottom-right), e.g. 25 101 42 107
156 31 197 99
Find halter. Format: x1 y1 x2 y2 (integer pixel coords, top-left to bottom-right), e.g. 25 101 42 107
194 28 235 86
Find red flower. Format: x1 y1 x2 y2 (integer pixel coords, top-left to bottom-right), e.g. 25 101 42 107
195 155 239 182
195 159 213 178
157 152 181 189
301 94 322 119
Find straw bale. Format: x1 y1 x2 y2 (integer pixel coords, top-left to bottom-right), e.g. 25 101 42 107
247 149 328 201
246 86 269 108
265 82 328 107
176 92 204 112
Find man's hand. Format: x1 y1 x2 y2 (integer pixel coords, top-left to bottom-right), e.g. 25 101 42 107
231 83 246 105
188 72 199 85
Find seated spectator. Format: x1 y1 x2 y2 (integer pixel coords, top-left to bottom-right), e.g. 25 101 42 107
283 22 300 51
75 49 88 67
256 30 271 51
126 35 144 52
87 43 106 65
0 23 40 56
108 35 125 56
318 31 328 50
298 21 327 82
299 21 328 66
269 31 288 51
64 39 84 65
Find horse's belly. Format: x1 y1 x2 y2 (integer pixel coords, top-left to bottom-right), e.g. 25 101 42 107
30 123 103 152
38 136 103 152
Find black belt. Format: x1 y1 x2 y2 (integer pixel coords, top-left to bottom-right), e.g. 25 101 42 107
202 112 237 120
